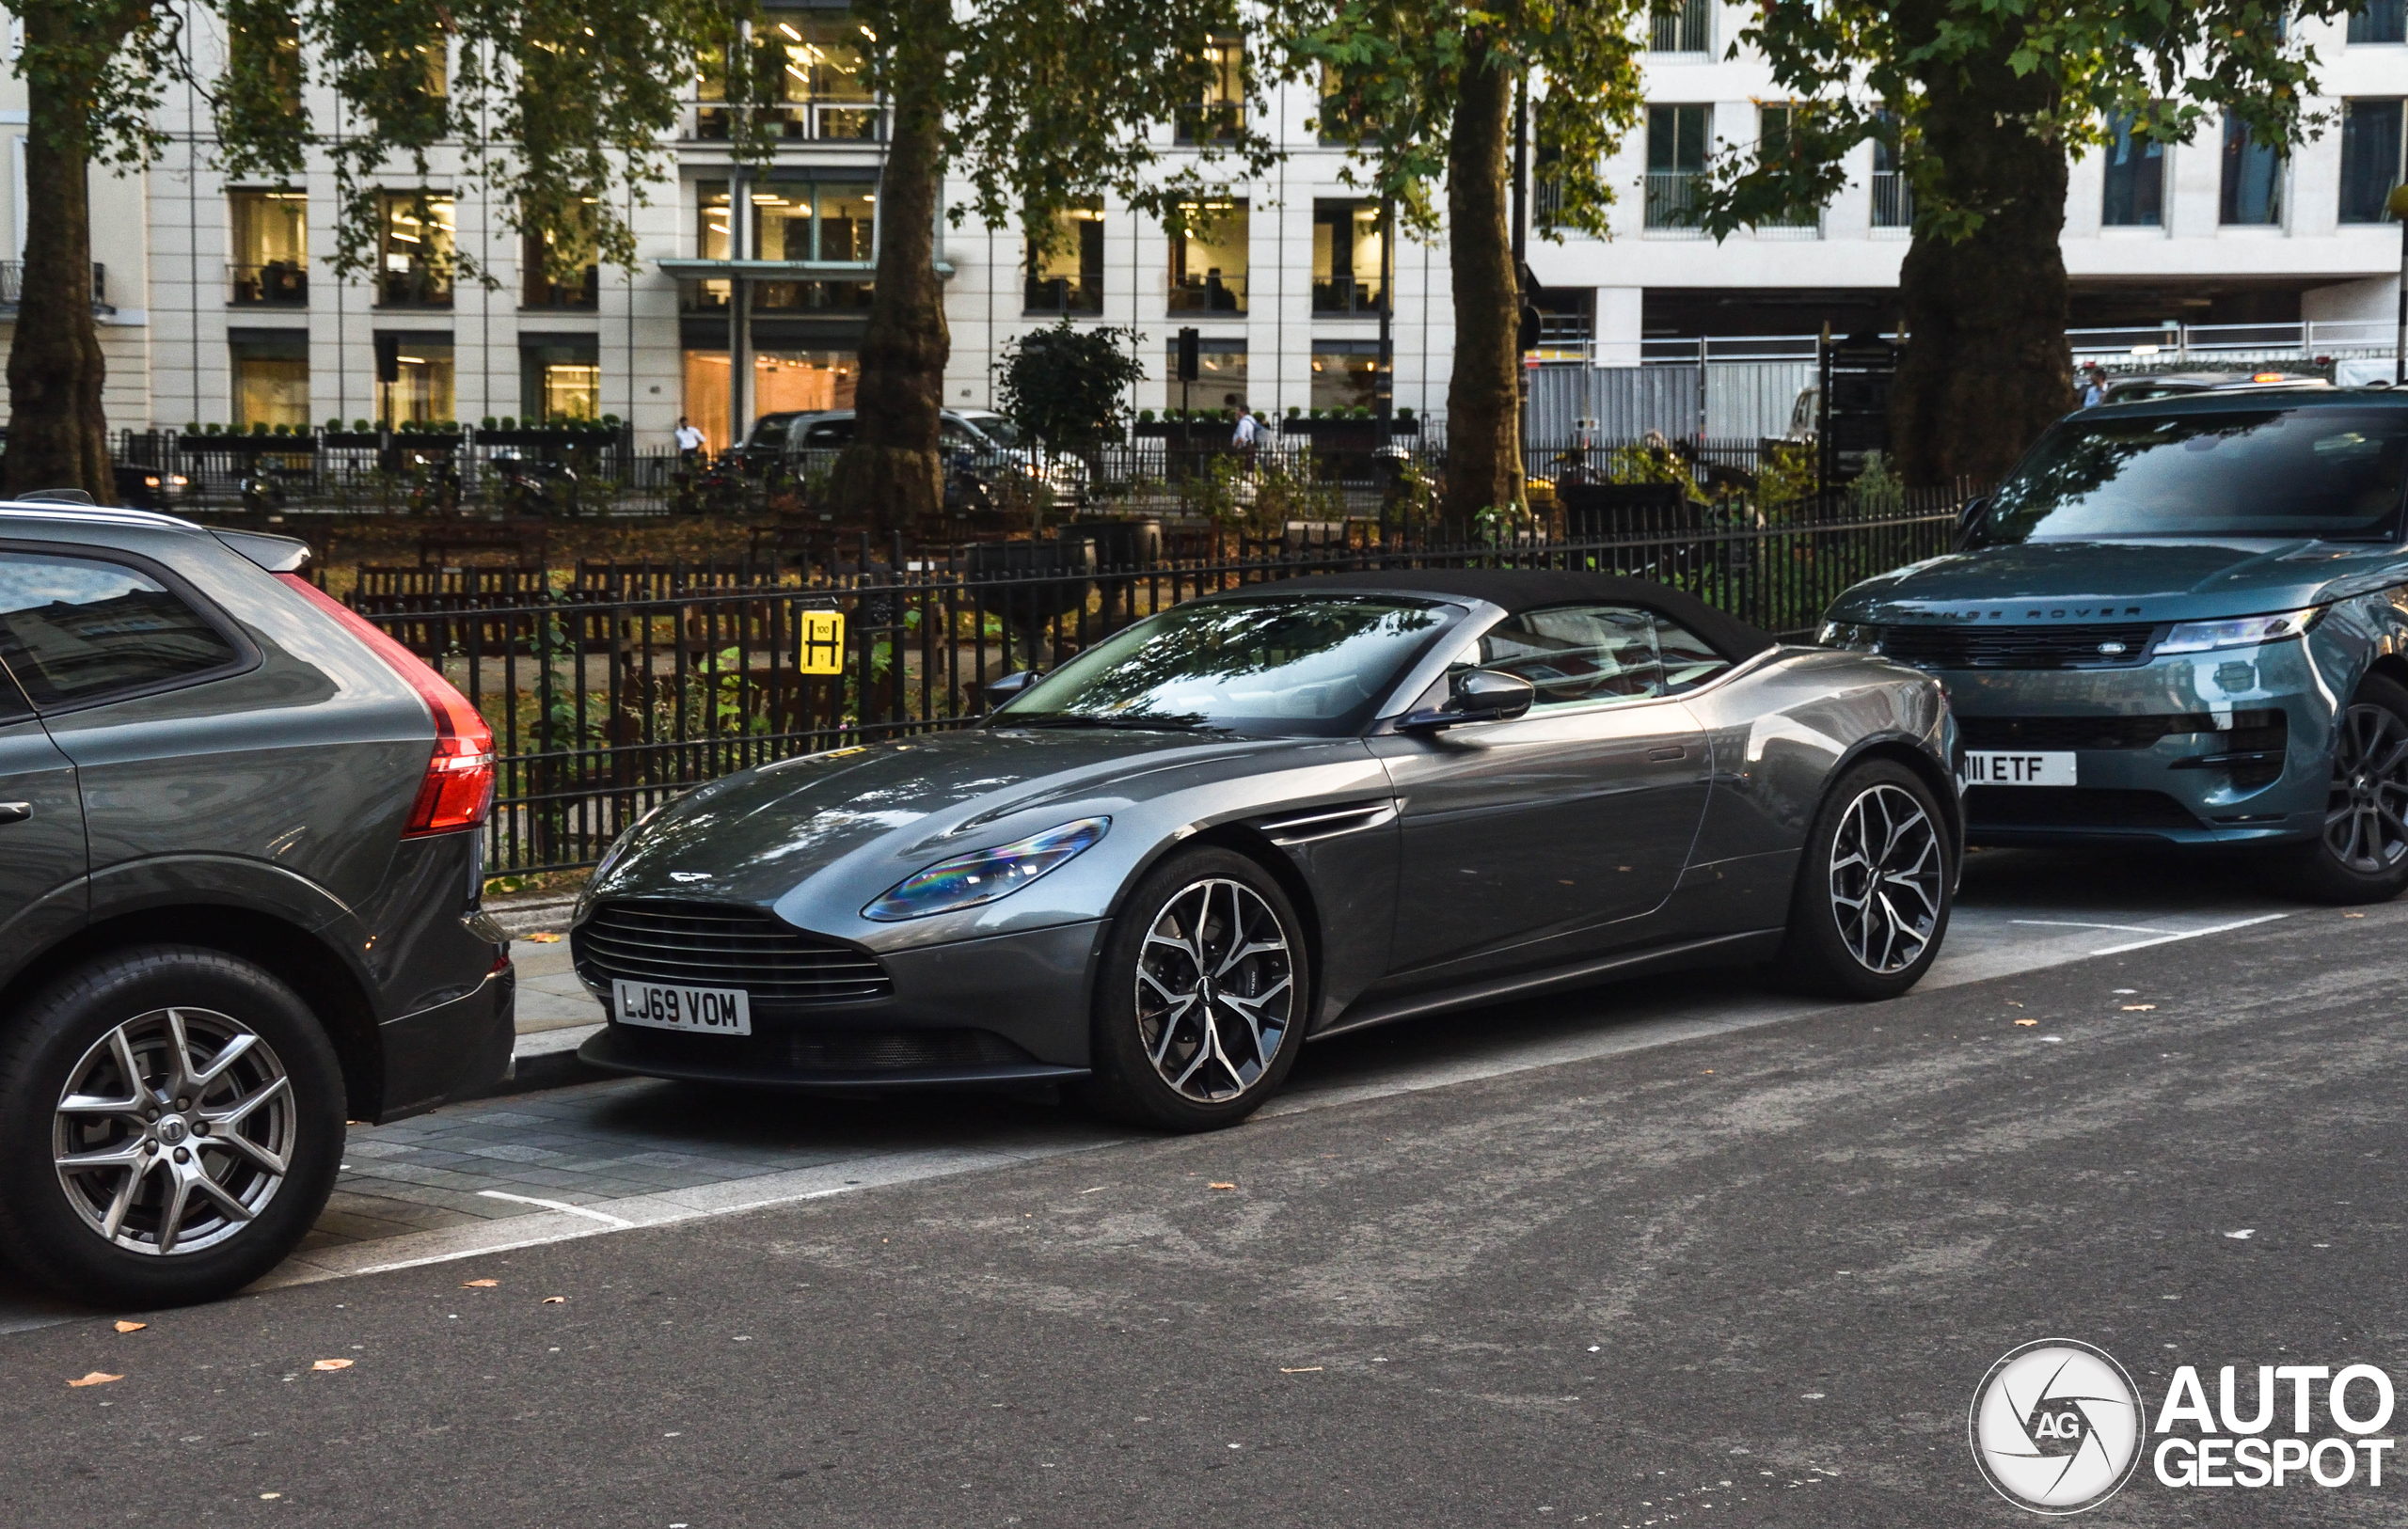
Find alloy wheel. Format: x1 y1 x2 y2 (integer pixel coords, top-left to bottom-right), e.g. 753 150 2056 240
1829 783 1943 974
52 1007 296 1256
2323 701 2408 876
1134 878 1295 1103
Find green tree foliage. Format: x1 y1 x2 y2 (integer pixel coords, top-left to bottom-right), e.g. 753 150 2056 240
1277 0 1649 524
996 321 1147 455
1697 0 2357 486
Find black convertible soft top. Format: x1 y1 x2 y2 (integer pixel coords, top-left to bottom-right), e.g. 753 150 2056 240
1247 569 1780 664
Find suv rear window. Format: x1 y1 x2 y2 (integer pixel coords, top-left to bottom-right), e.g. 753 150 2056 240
0 553 240 708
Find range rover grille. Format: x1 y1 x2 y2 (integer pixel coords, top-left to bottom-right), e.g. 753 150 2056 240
1877 623 2162 670
574 900 893 1005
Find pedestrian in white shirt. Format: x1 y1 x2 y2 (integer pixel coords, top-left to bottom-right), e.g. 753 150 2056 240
674 417 707 468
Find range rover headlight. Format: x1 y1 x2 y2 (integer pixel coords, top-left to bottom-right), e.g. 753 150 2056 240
2155 607 2323 655
863 817 1109 922
1816 620 1880 652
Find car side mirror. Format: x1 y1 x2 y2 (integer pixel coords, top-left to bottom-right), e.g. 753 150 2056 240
984 670 1044 703
1399 668 1536 731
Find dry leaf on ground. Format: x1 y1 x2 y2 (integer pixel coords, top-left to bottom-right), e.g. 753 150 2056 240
1278 1366 1323 1373
2015 1018 2038 1027
462 1279 499 1288
67 1372 122 1387
1208 1182 1236 1190
2121 1004 2156 1012
113 1320 146 1333
311 1359 354 1372
541 1296 566 1304
522 932 562 943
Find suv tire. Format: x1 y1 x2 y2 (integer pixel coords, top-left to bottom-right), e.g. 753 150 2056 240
0 946 345 1307
2280 674 2408 905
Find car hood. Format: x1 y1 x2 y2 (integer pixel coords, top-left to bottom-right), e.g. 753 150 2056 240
1828 538 2408 625
582 725 1331 909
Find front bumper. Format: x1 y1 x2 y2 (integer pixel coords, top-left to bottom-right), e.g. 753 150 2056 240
575 918 1108 1092
1942 641 2333 846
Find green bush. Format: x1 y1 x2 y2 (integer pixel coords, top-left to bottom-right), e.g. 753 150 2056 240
353 418 372 433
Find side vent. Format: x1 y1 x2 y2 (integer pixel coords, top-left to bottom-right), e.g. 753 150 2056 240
1255 800 1399 846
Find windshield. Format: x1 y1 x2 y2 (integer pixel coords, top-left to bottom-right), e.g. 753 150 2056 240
1973 406 2408 544
991 595 1459 738
962 414 1021 448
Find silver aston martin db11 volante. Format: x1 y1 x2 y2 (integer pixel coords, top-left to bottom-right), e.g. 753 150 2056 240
570 571 1959 1130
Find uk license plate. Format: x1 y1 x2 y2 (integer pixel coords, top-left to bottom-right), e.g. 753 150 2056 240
611 980 752 1036
1958 750 2078 787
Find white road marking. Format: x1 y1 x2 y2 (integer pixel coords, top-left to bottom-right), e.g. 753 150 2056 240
2011 920 2170 934
2090 913 2291 955
475 1190 635 1228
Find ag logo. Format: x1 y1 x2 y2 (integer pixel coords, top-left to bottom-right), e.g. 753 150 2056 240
1970 1340 2145 1514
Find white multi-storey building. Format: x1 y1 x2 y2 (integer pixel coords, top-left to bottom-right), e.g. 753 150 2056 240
0 2 2400 447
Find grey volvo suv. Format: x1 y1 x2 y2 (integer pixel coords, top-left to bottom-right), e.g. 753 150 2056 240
0 503 514 1305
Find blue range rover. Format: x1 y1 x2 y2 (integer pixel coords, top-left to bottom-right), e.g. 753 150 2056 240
1819 387 2408 902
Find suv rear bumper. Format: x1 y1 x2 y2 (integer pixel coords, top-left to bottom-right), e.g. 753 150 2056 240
376 962 515 1122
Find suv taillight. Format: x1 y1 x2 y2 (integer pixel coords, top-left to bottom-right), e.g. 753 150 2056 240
278 574 497 836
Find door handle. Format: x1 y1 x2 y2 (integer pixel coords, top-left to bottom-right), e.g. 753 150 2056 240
1645 746 1687 762
0 802 30 825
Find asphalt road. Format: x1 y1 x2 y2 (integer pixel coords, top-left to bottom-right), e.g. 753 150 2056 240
5 848 2406 1526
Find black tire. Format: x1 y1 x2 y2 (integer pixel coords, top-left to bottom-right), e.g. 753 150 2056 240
0 946 345 1307
2276 673 2408 906
1775 759 1954 1001
1081 848 1310 1132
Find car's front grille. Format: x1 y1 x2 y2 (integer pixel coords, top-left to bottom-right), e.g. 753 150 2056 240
573 900 893 1005
1877 623 2162 670
1959 712 2252 751
1966 787 2204 831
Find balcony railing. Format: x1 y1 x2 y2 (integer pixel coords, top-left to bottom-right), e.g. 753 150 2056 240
523 266 599 309
1168 274 1246 314
1174 102 1245 145
1024 276 1104 315
695 103 884 142
1872 171 1914 229
0 261 110 310
230 261 309 306
1311 276 1385 315
1643 171 1706 231
677 277 877 314
377 267 453 307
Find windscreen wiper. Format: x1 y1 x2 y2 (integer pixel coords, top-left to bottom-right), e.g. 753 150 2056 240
1003 713 1228 733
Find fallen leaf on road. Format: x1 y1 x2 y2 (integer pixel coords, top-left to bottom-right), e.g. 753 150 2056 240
541 1296 566 1304
2006 1001 2023 1008
2015 1019 2038 1027
522 932 562 943
311 1359 354 1371
2226 1229 2256 1240
462 1279 499 1288
1278 1366 1323 1373
2122 1004 2156 1012
1208 1182 1236 1190
67 1372 122 1387
2345 913 2366 918
113 1321 146 1333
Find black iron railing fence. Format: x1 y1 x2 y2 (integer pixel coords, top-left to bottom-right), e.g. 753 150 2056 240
351 488 1968 876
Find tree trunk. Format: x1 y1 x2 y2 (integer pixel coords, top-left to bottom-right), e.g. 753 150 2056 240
828 0 949 540
1891 10 2073 489
6 15 112 501
1440 48 1521 528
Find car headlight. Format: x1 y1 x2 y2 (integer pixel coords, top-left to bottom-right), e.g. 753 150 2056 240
863 817 1109 922
2155 607 2323 655
1816 620 1880 651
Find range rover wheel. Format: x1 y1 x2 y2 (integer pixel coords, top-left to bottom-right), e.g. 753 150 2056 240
0 947 344 1307
1083 848 1309 1132
1776 760 1953 1000
2281 675 2408 905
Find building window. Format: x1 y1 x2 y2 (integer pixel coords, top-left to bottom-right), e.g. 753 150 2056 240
1309 342 1386 413
230 337 309 429
1316 64 1363 149
1025 209 1105 315
1164 338 1246 412
376 193 455 307
520 339 600 421
2219 113 2285 226
522 225 598 309
229 190 307 306
228 14 303 114
697 18 879 141
377 337 453 425
1176 35 1244 144
681 349 857 449
1751 105 1820 230
1169 201 1246 313
1650 0 1710 54
2339 100 2406 223
1645 105 1710 229
695 179 876 264
2100 112 2164 228
1871 114 1913 229
2350 0 2406 43
1311 200 1385 313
